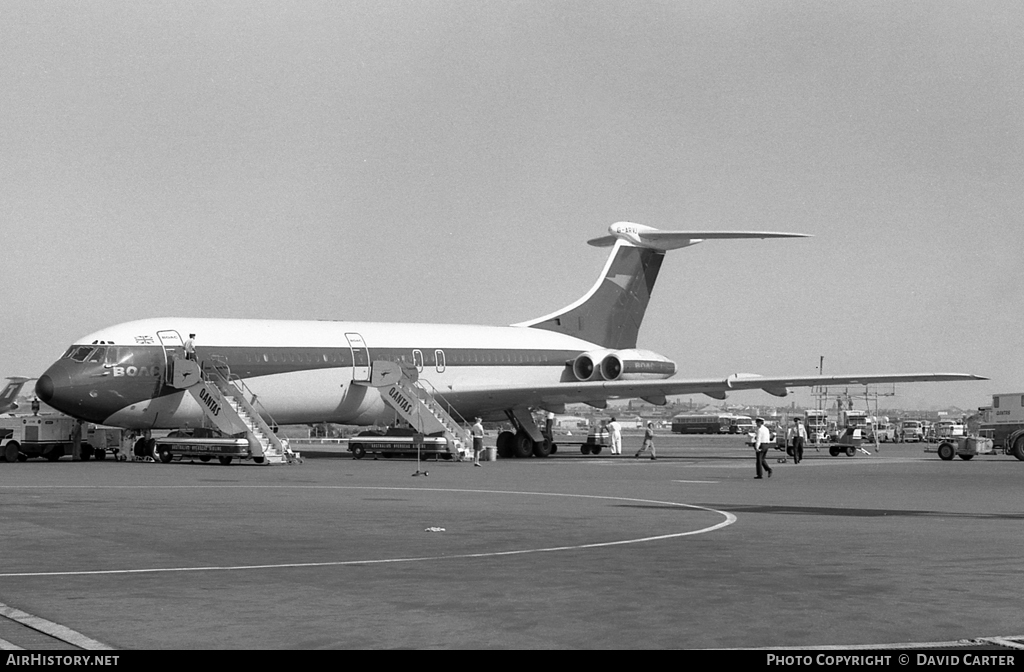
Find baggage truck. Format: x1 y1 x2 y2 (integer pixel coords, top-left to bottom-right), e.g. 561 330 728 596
977 393 1024 460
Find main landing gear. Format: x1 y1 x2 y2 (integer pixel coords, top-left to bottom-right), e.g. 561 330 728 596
495 410 558 459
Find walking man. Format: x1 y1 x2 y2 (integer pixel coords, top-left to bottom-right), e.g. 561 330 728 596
754 417 773 479
787 417 807 464
635 421 656 460
471 417 484 467
608 416 622 455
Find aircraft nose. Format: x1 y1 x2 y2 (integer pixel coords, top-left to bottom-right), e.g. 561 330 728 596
35 362 72 408
35 375 54 402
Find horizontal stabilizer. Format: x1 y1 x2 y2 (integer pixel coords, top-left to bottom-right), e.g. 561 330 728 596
587 222 810 251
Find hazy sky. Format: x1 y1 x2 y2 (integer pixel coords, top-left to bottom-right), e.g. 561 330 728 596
2 1 1021 411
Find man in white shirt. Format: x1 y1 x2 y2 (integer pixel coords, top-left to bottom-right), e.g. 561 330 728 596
786 417 808 464
471 417 484 467
608 417 622 455
754 417 773 479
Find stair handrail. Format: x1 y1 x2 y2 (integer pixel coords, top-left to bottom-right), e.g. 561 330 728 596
415 377 471 436
203 355 284 439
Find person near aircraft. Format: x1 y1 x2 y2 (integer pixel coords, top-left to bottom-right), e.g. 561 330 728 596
184 334 197 362
787 417 807 464
608 417 622 455
471 417 484 467
635 421 656 460
754 417 773 479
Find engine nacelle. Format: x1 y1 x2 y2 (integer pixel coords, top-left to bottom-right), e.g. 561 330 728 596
572 350 612 381
599 349 676 381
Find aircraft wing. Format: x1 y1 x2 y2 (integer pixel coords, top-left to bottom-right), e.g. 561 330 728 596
440 372 986 416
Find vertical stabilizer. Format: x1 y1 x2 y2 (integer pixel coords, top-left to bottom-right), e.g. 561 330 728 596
513 240 664 350
0 377 31 414
513 223 810 350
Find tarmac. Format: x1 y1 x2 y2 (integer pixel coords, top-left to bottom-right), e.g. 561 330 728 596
1 433 1022 650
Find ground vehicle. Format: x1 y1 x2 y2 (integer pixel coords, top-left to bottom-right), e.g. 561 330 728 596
930 420 965 442
866 420 896 442
671 413 731 434
928 436 995 461
840 409 868 431
803 409 829 444
580 425 609 454
978 393 1024 461
346 427 464 460
899 420 924 442
730 416 755 434
148 427 256 465
0 414 116 461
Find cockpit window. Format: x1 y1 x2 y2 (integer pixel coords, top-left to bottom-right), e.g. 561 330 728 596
68 347 95 362
105 347 129 366
87 347 106 363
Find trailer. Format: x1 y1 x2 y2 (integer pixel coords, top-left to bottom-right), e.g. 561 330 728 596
0 414 118 462
927 436 998 461
826 427 871 457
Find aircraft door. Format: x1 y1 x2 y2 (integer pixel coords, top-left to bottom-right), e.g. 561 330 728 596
156 330 185 386
345 333 371 383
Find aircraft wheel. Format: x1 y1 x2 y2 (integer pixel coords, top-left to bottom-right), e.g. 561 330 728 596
4 442 20 463
496 431 515 458
513 431 534 458
959 454 973 461
1012 437 1024 462
937 443 955 461
218 456 233 465
532 439 553 458
352 444 366 459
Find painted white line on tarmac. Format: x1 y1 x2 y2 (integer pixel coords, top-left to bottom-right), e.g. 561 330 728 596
0 636 23 651
0 602 114 650
0 486 737 579
672 480 719 484
750 634 1024 650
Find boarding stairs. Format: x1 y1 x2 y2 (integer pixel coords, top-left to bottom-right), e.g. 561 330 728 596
173 356 299 465
368 360 472 460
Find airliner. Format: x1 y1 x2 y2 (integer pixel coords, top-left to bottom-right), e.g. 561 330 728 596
34 223 983 457
0 377 31 415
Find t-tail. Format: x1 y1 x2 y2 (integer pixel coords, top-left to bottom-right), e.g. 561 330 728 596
0 376 32 414
514 222 810 349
